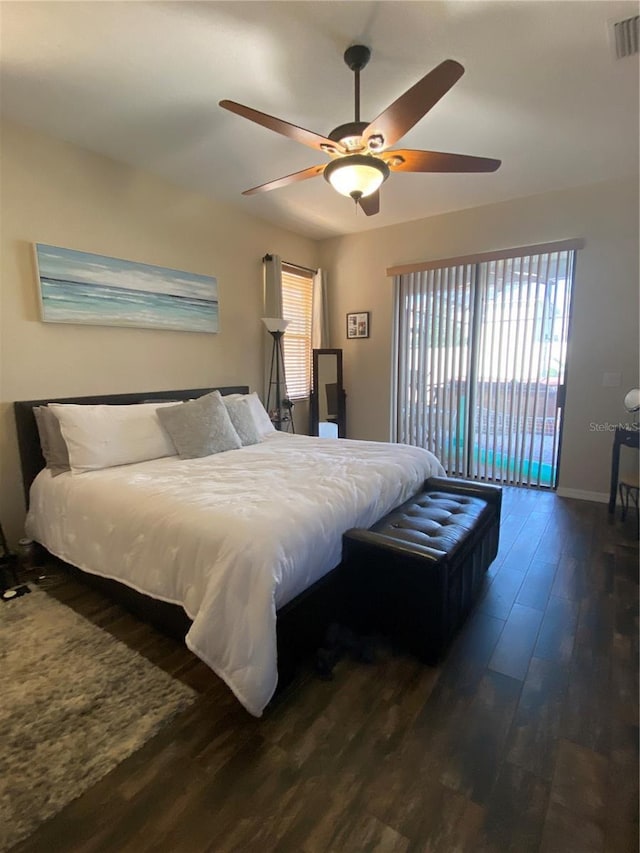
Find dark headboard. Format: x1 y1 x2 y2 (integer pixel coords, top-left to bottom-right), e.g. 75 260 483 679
14 386 249 505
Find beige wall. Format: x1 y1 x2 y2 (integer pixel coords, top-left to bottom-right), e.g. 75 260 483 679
0 121 318 545
320 178 639 499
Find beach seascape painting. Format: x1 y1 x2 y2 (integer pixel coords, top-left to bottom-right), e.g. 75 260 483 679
35 244 219 333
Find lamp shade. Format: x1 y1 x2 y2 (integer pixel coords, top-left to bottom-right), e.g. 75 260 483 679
324 155 390 200
261 317 289 333
624 388 640 413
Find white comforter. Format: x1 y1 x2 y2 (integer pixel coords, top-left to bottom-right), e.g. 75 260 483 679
26 433 444 715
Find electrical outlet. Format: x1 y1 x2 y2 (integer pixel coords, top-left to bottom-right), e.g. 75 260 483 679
603 372 621 387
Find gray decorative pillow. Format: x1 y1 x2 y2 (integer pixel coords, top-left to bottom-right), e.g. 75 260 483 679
223 396 261 446
34 406 71 476
157 391 242 458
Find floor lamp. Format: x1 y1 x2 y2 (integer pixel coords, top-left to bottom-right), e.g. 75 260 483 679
262 317 289 430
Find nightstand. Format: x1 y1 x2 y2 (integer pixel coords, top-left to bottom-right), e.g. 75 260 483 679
608 426 640 514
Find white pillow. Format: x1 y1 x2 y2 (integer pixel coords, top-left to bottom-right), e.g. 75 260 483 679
49 402 178 474
226 392 274 439
248 393 276 437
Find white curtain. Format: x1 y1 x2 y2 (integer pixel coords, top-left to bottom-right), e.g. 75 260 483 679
262 254 287 411
312 268 329 350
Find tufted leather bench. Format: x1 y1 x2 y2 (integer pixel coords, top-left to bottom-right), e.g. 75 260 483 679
342 477 502 665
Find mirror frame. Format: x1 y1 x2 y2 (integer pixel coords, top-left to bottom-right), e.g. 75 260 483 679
310 348 346 438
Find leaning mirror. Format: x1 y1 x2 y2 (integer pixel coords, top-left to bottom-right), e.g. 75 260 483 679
310 349 346 438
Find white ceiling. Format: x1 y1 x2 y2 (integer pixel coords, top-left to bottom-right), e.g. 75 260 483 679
1 1 638 240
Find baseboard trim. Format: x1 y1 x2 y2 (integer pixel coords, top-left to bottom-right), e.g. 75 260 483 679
556 487 609 504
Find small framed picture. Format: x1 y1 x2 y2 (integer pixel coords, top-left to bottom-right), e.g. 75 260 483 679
346 311 370 339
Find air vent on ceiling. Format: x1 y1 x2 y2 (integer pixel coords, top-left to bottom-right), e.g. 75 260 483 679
611 15 639 59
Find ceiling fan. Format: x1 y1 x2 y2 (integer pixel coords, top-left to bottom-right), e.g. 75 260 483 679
220 45 501 216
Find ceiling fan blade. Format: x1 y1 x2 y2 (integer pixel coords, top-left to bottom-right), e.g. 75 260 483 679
242 164 327 196
363 60 465 152
220 100 343 155
383 149 501 173
359 190 380 216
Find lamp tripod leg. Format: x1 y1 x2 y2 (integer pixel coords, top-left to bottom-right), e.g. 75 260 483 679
267 338 277 417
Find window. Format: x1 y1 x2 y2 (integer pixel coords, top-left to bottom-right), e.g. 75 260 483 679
281 265 313 400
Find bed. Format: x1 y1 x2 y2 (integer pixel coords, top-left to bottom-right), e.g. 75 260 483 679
14 388 445 716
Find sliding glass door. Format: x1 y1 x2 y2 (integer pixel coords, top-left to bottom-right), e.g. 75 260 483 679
393 245 577 488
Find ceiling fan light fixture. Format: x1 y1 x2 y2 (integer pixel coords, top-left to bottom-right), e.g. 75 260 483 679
324 154 389 200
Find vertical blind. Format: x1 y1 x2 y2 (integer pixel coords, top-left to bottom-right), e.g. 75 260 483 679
469 252 574 485
281 265 314 400
393 244 577 488
392 264 475 475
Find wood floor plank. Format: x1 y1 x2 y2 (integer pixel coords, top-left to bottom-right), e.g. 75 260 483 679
604 714 639 853
488 511 527 572
575 591 614 658
478 568 525 620
548 738 609 826
488 603 544 681
557 503 598 560
436 608 506 696
539 737 613 852
539 799 605 853
550 554 589 601
501 510 553 574
531 521 568 565
436 670 522 805
610 632 638 728
360 746 486 853
404 786 485 853
585 548 615 597
320 812 411 853
559 640 612 755
475 761 550 852
534 595 579 665
505 656 569 781
613 570 638 640
516 558 559 611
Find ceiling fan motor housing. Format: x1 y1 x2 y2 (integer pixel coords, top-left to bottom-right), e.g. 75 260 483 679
328 121 369 150
344 44 371 72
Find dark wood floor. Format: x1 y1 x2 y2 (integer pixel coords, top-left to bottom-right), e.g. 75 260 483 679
12 489 639 853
